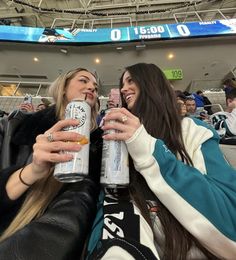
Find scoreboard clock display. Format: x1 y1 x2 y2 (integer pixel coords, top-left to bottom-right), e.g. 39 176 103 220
0 19 235 43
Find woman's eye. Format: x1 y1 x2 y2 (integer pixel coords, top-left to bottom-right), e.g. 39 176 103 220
79 79 87 83
128 78 133 84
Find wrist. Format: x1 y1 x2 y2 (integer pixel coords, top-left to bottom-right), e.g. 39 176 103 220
20 164 43 185
31 162 52 179
19 166 32 186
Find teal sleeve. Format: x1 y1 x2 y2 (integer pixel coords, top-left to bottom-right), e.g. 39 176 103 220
154 135 236 240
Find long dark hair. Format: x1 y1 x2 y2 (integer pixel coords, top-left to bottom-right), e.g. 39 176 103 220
119 63 217 259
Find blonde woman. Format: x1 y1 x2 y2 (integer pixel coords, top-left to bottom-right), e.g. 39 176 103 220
0 68 103 259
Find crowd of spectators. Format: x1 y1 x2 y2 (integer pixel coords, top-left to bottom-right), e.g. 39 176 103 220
211 88 236 140
175 90 210 121
0 97 51 118
175 88 236 142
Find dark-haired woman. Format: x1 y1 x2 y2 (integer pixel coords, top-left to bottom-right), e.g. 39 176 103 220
86 63 236 259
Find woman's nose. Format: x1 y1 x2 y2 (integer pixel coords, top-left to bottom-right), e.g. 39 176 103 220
121 84 128 94
87 84 95 92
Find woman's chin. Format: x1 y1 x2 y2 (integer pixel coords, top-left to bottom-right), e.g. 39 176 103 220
127 102 134 110
86 98 95 108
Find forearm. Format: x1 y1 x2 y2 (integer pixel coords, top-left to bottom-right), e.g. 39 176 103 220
6 164 43 200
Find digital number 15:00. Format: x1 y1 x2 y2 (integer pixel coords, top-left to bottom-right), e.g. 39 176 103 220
134 26 165 35
134 25 191 36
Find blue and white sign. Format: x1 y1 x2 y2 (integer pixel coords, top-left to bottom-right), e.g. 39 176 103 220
0 19 236 44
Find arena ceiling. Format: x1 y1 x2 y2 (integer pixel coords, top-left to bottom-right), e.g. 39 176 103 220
0 0 235 29
0 0 236 97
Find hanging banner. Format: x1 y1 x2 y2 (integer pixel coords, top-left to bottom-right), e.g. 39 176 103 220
0 19 235 44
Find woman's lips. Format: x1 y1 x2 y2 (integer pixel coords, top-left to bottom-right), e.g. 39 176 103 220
85 93 94 100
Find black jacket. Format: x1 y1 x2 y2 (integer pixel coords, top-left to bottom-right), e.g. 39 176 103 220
0 107 58 171
0 106 103 260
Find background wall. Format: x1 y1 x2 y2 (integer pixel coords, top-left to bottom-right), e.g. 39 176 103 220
0 35 235 96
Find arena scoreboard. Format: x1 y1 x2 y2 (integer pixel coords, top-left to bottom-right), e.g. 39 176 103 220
0 19 236 44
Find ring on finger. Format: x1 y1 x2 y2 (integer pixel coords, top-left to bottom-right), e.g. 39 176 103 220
121 115 128 123
46 132 54 142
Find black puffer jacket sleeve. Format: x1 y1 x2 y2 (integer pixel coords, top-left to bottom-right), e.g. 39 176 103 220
0 165 27 232
0 178 99 260
0 165 24 213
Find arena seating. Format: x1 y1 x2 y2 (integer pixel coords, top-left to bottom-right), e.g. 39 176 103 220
0 96 53 114
203 91 227 111
0 96 109 115
220 144 236 169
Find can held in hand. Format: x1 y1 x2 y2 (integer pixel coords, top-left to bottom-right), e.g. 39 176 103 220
53 99 91 183
100 109 129 188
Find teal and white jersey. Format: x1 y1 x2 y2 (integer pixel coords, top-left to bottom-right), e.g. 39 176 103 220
210 108 236 137
126 117 236 259
87 117 236 259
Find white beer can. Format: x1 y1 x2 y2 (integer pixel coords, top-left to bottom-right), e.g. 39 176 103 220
54 99 91 183
100 109 129 188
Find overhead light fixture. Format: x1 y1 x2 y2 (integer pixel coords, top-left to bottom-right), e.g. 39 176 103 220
95 58 101 64
116 46 123 51
60 48 68 54
167 53 174 59
33 57 39 62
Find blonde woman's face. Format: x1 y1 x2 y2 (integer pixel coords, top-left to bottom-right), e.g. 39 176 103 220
65 70 98 107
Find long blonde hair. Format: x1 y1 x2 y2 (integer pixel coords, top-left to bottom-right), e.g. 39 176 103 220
0 68 99 242
48 67 99 131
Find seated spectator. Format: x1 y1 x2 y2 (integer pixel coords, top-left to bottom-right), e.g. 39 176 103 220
210 88 236 138
192 91 204 108
18 95 34 113
85 63 236 259
223 78 236 95
41 98 51 107
36 98 52 112
176 98 187 117
0 68 102 260
185 97 209 122
185 97 197 116
175 90 187 117
19 97 51 113
36 103 47 111
0 98 51 170
19 103 34 113
196 90 213 115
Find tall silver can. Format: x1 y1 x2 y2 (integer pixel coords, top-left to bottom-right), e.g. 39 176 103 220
100 109 129 188
53 99 91 183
